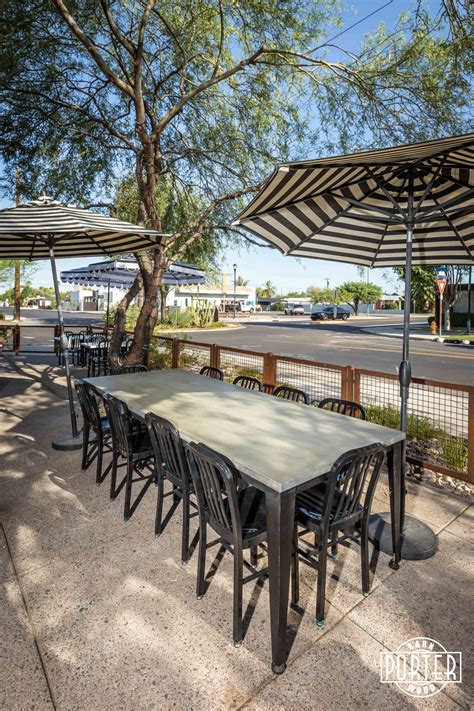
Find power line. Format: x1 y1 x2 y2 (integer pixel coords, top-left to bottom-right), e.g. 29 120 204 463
311 0 394 53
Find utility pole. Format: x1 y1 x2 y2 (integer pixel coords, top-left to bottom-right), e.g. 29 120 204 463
325 277 330 289
366 266 370 316
14 168 21 321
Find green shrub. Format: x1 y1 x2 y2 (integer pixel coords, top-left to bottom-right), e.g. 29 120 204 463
365 404 442 440
450 313 468 328
383 302 398 310
441 436 468 472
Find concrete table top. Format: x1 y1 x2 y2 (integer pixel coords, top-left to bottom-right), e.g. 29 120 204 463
85 368 405 493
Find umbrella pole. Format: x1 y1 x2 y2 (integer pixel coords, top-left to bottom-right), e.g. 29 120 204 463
106 279 111 331
369 176 437 561
49 242 82 451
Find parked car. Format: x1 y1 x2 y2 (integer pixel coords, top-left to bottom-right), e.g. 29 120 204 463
284 303 305 315
310 305 350 321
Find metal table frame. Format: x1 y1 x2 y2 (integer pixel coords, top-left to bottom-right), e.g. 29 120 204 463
85 369 403 673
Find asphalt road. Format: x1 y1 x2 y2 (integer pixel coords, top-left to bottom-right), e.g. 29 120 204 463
186 318 474 385
3 308 473 385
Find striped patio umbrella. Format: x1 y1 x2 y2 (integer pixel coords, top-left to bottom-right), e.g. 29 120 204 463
0 195 165 450
61 259 206 327
234 133 474 560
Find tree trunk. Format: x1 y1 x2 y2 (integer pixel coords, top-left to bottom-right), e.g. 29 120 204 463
108 273 142 370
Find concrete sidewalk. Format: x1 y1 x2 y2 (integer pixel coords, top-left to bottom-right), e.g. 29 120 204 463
0 357 472 710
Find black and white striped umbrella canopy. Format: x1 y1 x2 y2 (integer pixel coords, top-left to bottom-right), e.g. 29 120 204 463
234 134 474 266
60 259 206 288
0 195 165 259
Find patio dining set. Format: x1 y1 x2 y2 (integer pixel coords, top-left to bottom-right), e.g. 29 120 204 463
58 330 134 376
76 365 405 673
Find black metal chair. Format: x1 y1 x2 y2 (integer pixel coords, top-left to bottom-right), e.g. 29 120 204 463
145 412 198 564
75 381 113 484
113 364 149 375
88 340 109 377
292 443 385 627
185 442 269 646
315 397 368 420
233 375 263 391
103 393 155 521
273 385 309 404
199 366 224 380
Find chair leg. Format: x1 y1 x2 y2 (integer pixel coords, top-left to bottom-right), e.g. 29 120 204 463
316 545 328 627
154 475 164 537
196 520 207 599
291 523 300 607
110 451 119 499
250 546 258 568
181 489 191 564
96 435 103 484
330 540 338 560
360 517 370 596
81 424 90 471
123 459 134 521
233 544 243 646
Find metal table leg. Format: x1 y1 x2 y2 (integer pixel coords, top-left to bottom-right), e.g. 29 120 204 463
388 442 402 568
265 488 295 674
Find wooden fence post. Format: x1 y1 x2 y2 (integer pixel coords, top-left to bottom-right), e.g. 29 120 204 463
352 368 361 404
341 365 354 401
210 344 220 369
263 352 276 393
171 338 180 368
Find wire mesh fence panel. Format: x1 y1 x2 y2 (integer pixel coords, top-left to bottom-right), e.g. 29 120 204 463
148 336 173 370
275 357 343 404
178 341 212 373
0 325 14 351
17 325 58 352
357 372 470 477
218 348 265 384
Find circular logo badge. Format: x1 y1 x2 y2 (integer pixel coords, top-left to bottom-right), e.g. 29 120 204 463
392 637 454 698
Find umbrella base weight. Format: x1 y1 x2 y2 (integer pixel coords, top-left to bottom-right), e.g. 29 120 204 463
52 431 83 451
368 512 438 561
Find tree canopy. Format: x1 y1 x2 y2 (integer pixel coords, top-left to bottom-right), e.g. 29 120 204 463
1 0 472 362
339 281 383 315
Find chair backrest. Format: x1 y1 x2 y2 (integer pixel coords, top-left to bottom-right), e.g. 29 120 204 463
76 381 105 432
273 385 309 404
233 375 263 391
316 398 368 420
114 364 148 375
199 366 224 380
186 442 241 541
123 338 134 352
322 443 385 533
145 412 189 490
103 393 131 457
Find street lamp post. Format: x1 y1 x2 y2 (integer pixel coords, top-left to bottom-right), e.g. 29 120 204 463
233 263 237 319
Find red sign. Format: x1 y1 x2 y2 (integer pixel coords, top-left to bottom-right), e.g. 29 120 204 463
437 279 446 295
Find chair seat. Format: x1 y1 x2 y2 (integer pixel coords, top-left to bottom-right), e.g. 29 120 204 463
296 483 361 529
236 486 267 539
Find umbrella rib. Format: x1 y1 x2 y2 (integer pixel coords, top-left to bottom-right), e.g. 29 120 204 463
417 179 473 260
416 188 474 220
286 171 407 255
365 167 407 219
416 164 474 192
413 154 449 215
369 175 409 268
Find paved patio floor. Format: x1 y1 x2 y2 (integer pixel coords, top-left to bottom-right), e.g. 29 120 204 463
0 355 472 710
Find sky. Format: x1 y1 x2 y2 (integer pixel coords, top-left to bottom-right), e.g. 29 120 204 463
0 0 440 294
